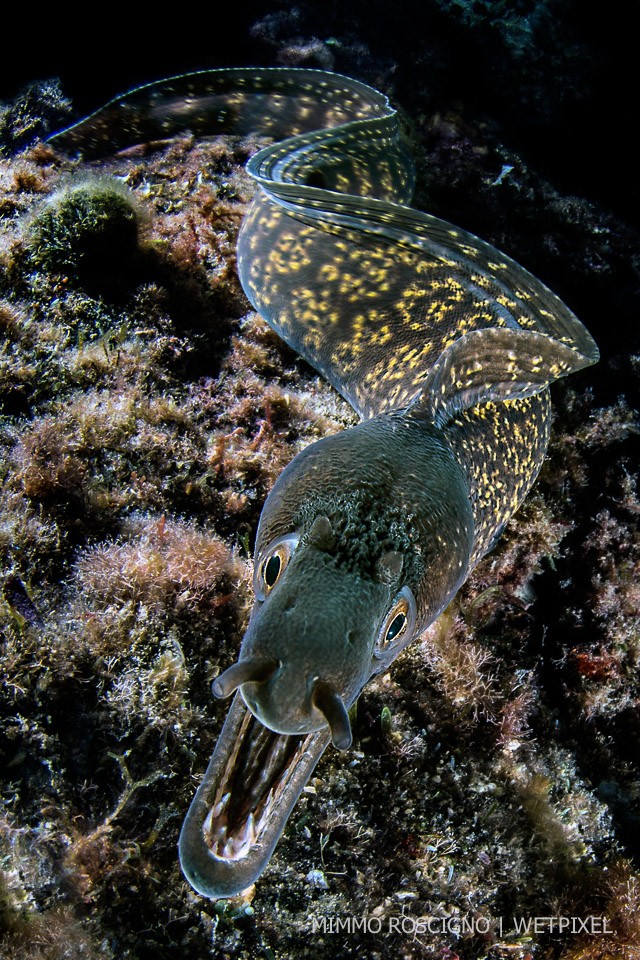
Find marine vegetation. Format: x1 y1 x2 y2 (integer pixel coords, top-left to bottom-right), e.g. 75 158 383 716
0 27 638 960
48 66 599 900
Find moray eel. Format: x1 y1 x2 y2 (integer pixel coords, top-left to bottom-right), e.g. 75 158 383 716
49 68 598 898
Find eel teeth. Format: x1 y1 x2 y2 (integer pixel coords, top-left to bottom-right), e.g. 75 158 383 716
216 826 228 850
213 791 231 819
246 812 256 846
203 791 231 838
217 813 259 860
203 806 214 836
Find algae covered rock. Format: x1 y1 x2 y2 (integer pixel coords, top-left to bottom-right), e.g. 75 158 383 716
26 179 140 282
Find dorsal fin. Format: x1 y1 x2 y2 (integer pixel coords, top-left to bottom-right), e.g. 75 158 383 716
415 328 597 428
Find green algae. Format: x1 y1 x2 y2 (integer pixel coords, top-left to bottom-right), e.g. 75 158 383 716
25 180 140 282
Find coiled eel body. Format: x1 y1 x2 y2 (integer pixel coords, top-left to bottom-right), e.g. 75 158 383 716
49 68 598 898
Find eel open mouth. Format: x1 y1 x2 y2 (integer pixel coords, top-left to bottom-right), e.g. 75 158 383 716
178 692 330 898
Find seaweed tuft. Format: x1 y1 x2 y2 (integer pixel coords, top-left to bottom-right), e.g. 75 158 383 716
24 178 141 291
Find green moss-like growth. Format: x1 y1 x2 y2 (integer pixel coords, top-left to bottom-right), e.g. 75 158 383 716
26 180 140 283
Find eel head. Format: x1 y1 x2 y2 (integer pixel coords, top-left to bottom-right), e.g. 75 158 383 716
180 414 472 897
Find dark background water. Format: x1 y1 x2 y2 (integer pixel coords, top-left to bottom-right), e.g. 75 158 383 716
3 0 639 223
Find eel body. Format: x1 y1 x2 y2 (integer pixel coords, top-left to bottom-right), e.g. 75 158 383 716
49 68 598 898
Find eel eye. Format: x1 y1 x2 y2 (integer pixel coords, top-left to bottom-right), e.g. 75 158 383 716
263 554 281 588
386 611 407 642
254 534 299 600
377 586 417 651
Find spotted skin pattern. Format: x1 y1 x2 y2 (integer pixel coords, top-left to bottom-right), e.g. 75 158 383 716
50 69 598 898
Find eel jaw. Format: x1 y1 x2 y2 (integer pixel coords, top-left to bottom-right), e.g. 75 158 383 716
178 692 330 899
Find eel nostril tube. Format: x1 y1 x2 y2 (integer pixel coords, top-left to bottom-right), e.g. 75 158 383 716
312 679 353 751
211 657 278 699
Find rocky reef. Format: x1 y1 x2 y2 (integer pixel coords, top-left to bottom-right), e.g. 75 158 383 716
1 3 639 959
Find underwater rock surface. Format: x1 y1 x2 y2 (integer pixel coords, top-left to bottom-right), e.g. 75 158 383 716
1 4 639 959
